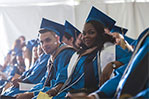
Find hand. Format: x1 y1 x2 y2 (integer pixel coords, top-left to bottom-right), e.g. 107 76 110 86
66 92 95 99
16 92 34 99
46 88 58 97
12 79 22 87
99 62 113 87
111 32 124 45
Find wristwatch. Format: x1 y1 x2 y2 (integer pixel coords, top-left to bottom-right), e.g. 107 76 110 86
111 62 117 69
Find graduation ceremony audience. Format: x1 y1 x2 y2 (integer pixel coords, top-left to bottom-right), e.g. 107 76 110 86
0 5 148 99
0 38 50 97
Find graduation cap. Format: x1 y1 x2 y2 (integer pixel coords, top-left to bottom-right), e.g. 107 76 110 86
86 6 116 30
111 25 128 35
40 18 65 38
64 20 81 40
26 39 38 51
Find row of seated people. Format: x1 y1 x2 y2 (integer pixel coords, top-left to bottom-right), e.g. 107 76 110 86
0 6 148 99
0 36 26 93
0 35 47 93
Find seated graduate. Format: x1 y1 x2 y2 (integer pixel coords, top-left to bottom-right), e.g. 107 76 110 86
66 28 149 99
39 6 118 99
1 38 50 96
30 43 41 66
15 18 76 99
23 39 39 70
15 19 80 99
99 25 135 86
63 20 82 49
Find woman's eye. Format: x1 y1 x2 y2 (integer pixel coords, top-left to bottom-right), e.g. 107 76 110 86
88 31 95 34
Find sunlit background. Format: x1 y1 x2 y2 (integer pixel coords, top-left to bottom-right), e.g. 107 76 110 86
0 0 149 65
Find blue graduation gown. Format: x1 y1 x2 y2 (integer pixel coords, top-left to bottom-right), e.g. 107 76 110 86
32 48 75 99
116 35 135 64
52 52 99 99
2 53 50 96
116 36 149 98
28 71 49 92
116 46 132 64
96 35 148 98
97 64 127 97
21 54 50 83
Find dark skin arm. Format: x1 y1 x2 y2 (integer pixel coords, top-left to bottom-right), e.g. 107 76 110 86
99 61 123 87
46 83 63 97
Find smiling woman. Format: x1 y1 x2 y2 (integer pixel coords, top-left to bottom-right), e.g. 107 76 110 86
0 14 9 65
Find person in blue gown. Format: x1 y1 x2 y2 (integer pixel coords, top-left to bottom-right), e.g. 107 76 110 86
63 20 82 49
15 18 75 99
66 28 148 99
1 46 50 96
23 39 38 70
15 19 81 99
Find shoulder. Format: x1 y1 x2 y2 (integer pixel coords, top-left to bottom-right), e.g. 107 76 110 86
55 45 76 57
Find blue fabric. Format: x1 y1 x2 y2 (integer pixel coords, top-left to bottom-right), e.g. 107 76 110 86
20 54 49 83
116 45 132 64
134 88 149 98
26 39 37 51
116 37 149 98
2 86 26 96
28 71 49 92
53 52 100 98
32 47 75 99
96 35 148 98
49 49 75 87
2 53 50 96
22 54 50 83
114 64 128 76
